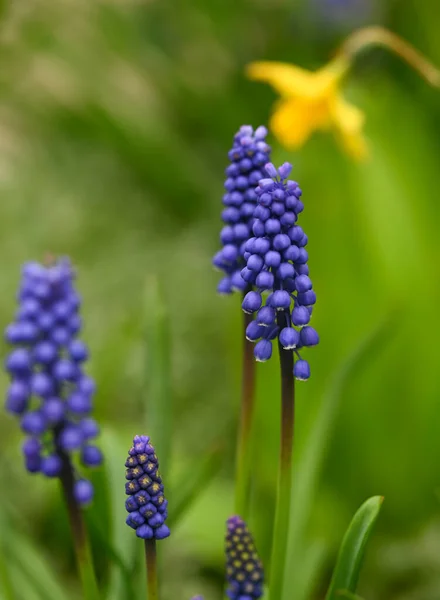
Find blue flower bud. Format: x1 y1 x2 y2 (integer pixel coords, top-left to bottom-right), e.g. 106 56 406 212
296 264 309 276
291 306 310 326
257 306 276 327
33 341 57 364
264 251 281 268
273 234 290 251
276 263 295 280
297 290 316 306
288 225 304 243
255 271 274 290
242 291 262 314
254 340 272 361
41 455 63 477
218 277 233 294
284 245 300 262
21 411 46 435
6 381 30 415
41 397 65 423
241 267 256 284
271 202 285 216
295 275 312 293
247 254 264 272
265 219 281 235
279 327 300 349
6 349 31 374
254 205 270 221
253 221 265 237
259 193 272 207
271 290 291 310
300 326 319 347
74 479 94 505
296 249 308 264
278 162 293 179
294 359 311 381
81 445 103 467
264 162 278 178
253 238 270 255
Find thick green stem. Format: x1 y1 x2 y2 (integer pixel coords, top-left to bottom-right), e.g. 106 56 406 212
59 454 100 600
234 301 257 518
144 539 158 600
269 310 295 600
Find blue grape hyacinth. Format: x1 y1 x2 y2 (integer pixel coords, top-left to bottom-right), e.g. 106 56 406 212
225 515 264 600
213 125 272 294
241 162 319 380
4 258 102 504
125 435 170 540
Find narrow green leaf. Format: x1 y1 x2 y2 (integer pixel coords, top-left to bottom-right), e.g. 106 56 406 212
325 496 383 600
283 316 396 600
8 531 70 600
101 429 138 600
143 276 172 479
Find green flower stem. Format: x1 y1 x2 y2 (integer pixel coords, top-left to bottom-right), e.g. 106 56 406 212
59 454 100 600
144 539 158 600
269 310 295 600
234 299 257 518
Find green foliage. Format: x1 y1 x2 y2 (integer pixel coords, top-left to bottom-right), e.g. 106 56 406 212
326 497 383 600
0 0 439 598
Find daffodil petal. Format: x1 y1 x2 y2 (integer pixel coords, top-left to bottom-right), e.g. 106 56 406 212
270 97 323 149
331 94 368 160
246 61 315 97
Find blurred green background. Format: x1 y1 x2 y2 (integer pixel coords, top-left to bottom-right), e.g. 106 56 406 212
0 0 440 599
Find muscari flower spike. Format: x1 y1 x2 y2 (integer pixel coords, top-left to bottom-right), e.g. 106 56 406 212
213 125 272 294
4 258 102 504
225 516 264 600
241 162 319 380
125 435 170 540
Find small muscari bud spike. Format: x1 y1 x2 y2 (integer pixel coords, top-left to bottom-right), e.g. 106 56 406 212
214 126 272 294
4 257 102 503
125 435 170 540
225 516 264 600
241 163 318 379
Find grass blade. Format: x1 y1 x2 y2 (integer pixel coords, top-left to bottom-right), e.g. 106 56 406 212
325 496 383 600
283 316 396 600
143 276 172 479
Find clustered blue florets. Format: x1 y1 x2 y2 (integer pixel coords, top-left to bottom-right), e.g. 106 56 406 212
225 515 264 600
4 258 102 504
241 162 318 380
213 125 272 294
125 435 170 540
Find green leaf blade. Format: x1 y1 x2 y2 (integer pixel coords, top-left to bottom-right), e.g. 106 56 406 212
325 496 383 600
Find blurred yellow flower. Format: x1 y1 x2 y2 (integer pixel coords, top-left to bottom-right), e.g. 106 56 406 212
246 27 440 162
246 57 368 161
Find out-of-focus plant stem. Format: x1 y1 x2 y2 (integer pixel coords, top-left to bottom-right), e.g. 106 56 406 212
269 309 295 600
234 292 257 518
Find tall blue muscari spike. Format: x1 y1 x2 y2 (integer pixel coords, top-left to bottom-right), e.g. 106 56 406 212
125 434 170 540
241 162 319 380
4 258 102 504
214 125 272 294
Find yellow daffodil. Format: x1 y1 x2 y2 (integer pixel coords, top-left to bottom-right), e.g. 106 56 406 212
246 27 440 161
246 57 367 161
